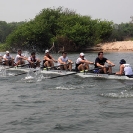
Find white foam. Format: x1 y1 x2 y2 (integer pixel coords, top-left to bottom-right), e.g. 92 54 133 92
100 90 133 98
55 85 76 90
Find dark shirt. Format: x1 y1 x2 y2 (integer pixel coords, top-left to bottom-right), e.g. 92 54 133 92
95 57 107 68
29 56 36 62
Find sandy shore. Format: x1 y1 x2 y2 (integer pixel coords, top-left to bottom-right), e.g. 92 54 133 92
96 41 133 51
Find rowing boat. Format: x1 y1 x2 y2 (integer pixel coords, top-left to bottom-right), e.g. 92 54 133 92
3 67 133 80
76 72 133 80
8 67 76 75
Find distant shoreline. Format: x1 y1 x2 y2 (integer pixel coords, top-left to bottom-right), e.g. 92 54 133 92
1 41 133 53
85 41 133 52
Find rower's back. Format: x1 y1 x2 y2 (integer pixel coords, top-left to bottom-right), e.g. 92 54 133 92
123 64 133 75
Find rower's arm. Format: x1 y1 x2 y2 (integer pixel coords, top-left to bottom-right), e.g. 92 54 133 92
58 57 66 64
27 57 33 63
87 60 94 64
79 59 93 64
44 56 52 61
106 60 115 66
51 57 57 62
96 62 104 68
3 55 7 60
19 56 28 60
27 60 33 64
3 57 7 61
68 59 73 64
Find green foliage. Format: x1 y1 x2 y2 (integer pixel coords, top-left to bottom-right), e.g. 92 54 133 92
109 22 133 41
5 7 113 51
0 43 9 51
0 21 25 44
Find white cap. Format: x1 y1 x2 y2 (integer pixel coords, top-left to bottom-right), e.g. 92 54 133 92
80 52 85 56
6 51 9 54
45 50 49 53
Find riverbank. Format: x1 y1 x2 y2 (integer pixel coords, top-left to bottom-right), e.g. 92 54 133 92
87 41 133 52
1 41 133 53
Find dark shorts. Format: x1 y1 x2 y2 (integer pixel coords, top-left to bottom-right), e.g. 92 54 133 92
75 63 81 72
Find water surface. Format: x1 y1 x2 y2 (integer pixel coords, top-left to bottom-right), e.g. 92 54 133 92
0 52 133 133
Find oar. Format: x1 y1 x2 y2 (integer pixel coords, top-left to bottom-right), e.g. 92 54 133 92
48 72 77 79
14 69 38 76
14 72 28 76
41 65 61 70
42 63 73 71
15 63 30 68
4 63 30 69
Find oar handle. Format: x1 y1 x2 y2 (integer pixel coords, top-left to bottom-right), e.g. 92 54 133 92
108 64 115 67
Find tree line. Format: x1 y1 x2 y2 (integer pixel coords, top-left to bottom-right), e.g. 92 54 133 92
0 7 133 52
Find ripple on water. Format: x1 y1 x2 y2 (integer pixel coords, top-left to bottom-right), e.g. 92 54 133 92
55 85 76 90
100 90 133 98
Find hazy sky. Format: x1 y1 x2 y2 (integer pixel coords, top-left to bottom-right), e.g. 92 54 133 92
0 0 133 24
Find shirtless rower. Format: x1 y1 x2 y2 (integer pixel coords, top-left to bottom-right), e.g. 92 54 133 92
43 50 57 68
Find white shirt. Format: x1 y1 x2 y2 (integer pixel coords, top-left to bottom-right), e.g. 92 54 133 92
123 64 133 75
58 56 68 65
76 57 87 64
3 54 12 60
14 54 24 63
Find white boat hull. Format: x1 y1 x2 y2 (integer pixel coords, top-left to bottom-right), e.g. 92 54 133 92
76 72 133 80
6 67 133 80
8 67 76 75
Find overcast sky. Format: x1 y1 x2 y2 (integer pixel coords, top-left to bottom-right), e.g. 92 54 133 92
0 0 133 24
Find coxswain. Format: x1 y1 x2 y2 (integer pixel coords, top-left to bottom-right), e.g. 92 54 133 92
116 59 133 76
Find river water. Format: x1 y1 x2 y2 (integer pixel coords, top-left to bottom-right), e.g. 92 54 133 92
0 52 133 133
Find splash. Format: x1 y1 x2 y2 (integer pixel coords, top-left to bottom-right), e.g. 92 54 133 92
21 68 46 82
0 66 7 77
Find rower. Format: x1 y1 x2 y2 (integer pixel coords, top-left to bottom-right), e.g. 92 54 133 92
14 49 27 66
58 51 73 71
27 52 41 68
3 51 14 66
43 50 57 68
0 54 3 65
116 59 133 76
95 51 115 74
75 52 94 72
